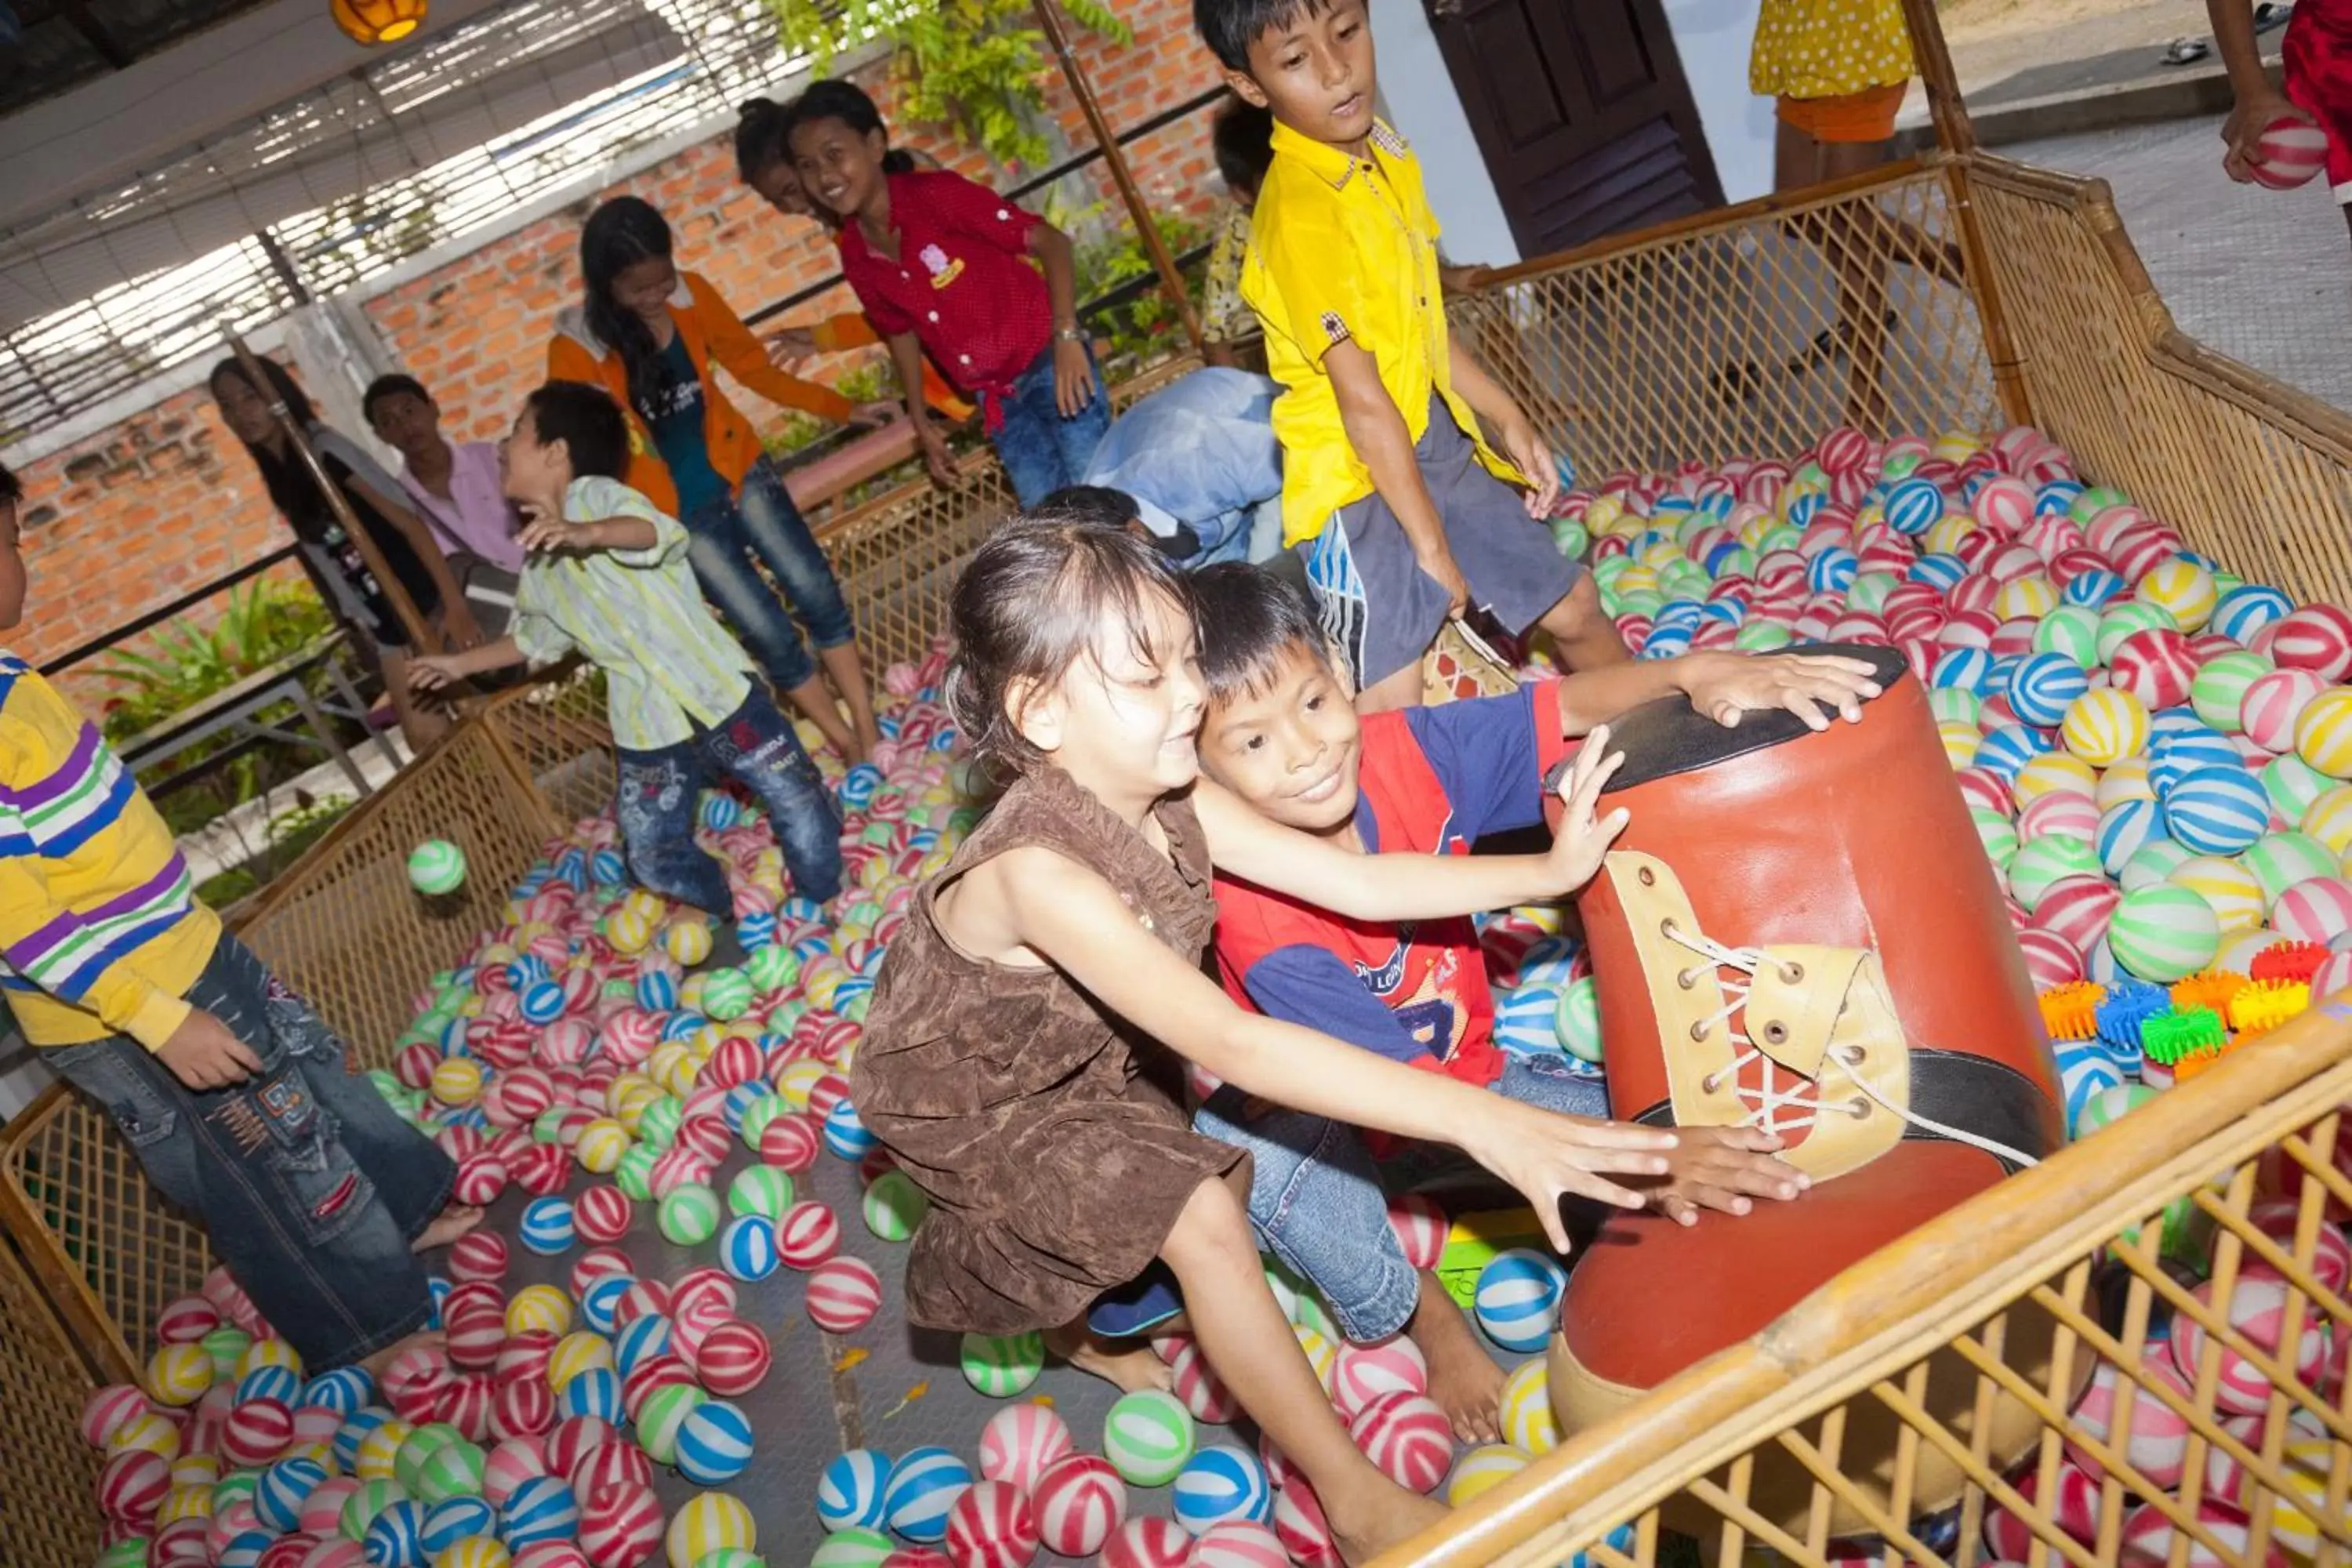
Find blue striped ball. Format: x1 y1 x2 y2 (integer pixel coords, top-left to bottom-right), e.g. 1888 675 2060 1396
1932 648 1994 694
2062 569 2127 608
256 1455 327 1531
1174 1443 1273 1534
1640 627 1693 660
1806 546 1860 594
883 1446 973 1544
1473 1247 1568 1354
2096 798 2166 877
520 980 566 1025
418 1497 497 1555
1908 553 1968 590
554 1368 621 1424
2150 719 2238 797
658 1011 704 1043
303 1366 374 1416
700 792 743 831
783 894 829 923
612 1313 673 1377
1884 477 1944 535
499 1475 579 1547
818 1448 895 1533
1786 492 1827 527
517 1196 575 1255
841 763 886 808
552 848 590 889
2035 480 2085 516
2054 1041 2125 1138
506 955 553 990
674 1398 757 1486
364 1500 425 1567
2006 652 2090 728
590 849 628 887
737 911 778 950
1492 982 1564 1059
720 1215 779 1282
822 1098 877 1160
1973 725 2052 785
1697 597 1744 628
1653 599 1704 630
337 1407 390 1472
636 971 677 1011
2162 765 2271 855
437 1018 472 1057
2212 583 2295 646
580 1276 631 1336
236 1364 303 1406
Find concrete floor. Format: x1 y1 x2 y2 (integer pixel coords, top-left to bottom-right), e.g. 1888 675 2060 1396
2002 114 2352 414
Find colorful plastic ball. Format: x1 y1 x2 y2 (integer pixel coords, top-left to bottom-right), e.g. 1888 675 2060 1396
2007 651 2089 728
715 1215 779 1282
409 841 467 896
724 1167 793 1222
1500 1358 1557 1456
100 1448 174 1525
1473 1247 1568 1354
958 1331 1044 1399
2297 687 2352 776
810 1529 893 1568
1173 1444 1272 1534
821 1099 877 1160
2107 884 2223 982
2162 766 2270 856
861 1170 929 1241
365 1500 427 1566
421 1497 499 1556
2168 856 2265 931
517 1198 575 1256
416 1439 488 1506
1385 1193 1448 1270
779 1202 844 1269
496 1476 579 1549
656 1185 721 1247
884 1448 973 1545
806 1258 883 1334
819 1449 896 1534
672 1399 755 1486
434 1538 511 1568
1446 1443 1530 1508
2060 688 2151 768
1100 1518 1198 1568
553 1370 620 1426
1348 1391 1454 1494
579 1484 664 1568
942 1480 1040 1568
977 1404 1073 1495
2274 877 2352 944
662 921 715 970
147 1342 216 1406
1031 1454 1126 1558
1103 1388 1196 1488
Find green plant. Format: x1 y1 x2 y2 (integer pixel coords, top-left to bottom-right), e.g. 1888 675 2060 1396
1059 198 1210 370
764 357 903 459
194 790 355 909
764 0 1130 170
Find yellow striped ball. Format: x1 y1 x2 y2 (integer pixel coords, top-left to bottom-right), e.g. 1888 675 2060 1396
1446 1444 1530 1508
2013 752 2099 808
2138 558 2219 633
1937 720 1982 770
605 907 655 955
1292 1324 1338 1396
434 1537 512 1568
238 1338 303 1381
575 1119 631 1174
775 1059 830 1112
158 1486 212 1525
431 1058 485 1106
547 1331 613 1390
2304 786 2352 855
2060 688 2152 769
1992 575 2058 622
355 1419 412 1483
107 1410 180 1461
666 1493 754 1568
146 1342 214 1406
663 920 713 967
2167 855 2266 932
1500 1359 1558 1457
505 1285 574 1338
2096 756 2157 811
1922 516 1976 557
2297 688 2352 778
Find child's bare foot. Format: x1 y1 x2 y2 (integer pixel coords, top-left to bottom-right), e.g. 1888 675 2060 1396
852 718 882 763
1411 1274 1507 1443
412 1204 485 1253
1326 1479 1450 1565
1044 1319 1176 1395
358 1327 447 1380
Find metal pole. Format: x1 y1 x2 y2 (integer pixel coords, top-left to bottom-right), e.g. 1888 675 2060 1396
223 330 441 657
1030 0 1207 354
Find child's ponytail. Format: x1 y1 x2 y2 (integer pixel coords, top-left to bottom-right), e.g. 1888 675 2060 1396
734 96 794 185
791 79 916 177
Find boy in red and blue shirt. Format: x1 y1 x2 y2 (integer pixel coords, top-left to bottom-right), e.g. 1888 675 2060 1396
1189 563 1875 1438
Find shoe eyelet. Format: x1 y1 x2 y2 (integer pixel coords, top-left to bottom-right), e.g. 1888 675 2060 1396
1677 967 1700 990
1689 1022 1711 1043
1638 866 1656 887
1700 1070 1722 1092
1779 962 1805 983
1761 1021 1788 1046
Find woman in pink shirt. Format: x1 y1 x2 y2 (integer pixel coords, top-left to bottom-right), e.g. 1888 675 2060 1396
365 375 525 634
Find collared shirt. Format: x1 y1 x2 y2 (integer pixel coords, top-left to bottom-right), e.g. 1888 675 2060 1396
1242 118 1519 546
835 171 1051 411
0 655 220 1049
397 440 524 572
510 477 754 753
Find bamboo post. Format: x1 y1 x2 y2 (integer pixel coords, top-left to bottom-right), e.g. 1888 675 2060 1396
1030 0 1207 354
1895 0 1977 156
223 331 443 659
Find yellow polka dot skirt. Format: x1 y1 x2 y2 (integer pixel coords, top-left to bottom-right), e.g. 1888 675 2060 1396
1750 0 1918 100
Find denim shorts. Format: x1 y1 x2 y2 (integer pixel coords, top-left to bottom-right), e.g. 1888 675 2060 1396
1194 1054 1606 1341
44 934 455 1369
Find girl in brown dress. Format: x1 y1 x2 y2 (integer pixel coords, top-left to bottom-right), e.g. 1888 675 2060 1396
855 520 1720 1559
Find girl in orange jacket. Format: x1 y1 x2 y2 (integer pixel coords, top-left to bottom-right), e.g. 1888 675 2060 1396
550 195 890 760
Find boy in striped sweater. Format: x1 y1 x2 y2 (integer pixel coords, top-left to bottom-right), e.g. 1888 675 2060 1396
0 460 479 1374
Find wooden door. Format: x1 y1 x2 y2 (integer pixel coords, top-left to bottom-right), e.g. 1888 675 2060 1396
1423 0 1723 257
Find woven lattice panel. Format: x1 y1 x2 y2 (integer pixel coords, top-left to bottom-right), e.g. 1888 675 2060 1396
0 1230 104 1566
481 672 618 829
0 1086 210 1387
1965 158 2352 614
235 718 557 1068
817 468 1012 675
1453 167 2000 481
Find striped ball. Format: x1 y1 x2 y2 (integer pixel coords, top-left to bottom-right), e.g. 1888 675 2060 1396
1033 1454 1126 1559
421 1497 498 1555
726 1167 793 1222
819 1449 895 1533
958 1331 1044 1399
2054 1043 2125 1137
1932 647 1994 694
2122 838 2195 894
673 1399 754 1486
860 1170 927 1241
2271 604 2352 681
1104 1388 1196 1487
1472 1248 1566 1353
717 1216 779 1282
2244 832 2339 906
1500 1358 1556 1456
978 1403 1073 1494
884 1447 973 1544
1348 1391 1454 1494
2007 652 2089 728
779 1201 842 1269
690 1319 771 1399
1333 1336 1430 1421
2268 753 2338 822
553 1370 619 1426
2008 837 2100 912
2166 856 2265 932
806 1257 883 1334
2107 884 2223 982
260 1456 326 1531
1194 1520 1288 1568
1885 477 1944 535
1386 1194 1448 1270
1102 1518 1196 1568
2273 877 2352 945
2060 688 2150 766
147 1344 214 1406
663 1493 752 1568
633 1383 703 1467
656 1184 720 1247
505 1285 572 1340
1446 1444 1530 1508
517 1198 575 1256
2162 766 2270 855
2138 557 2217 632
944 1479 1040 1568
1974 724 2050 784
2296 687 2352 777
2213 584 2295 645
822 1099 877 1160
1174 1444 1272 1534
2241 666 2328 753
366 1500 427 1566
2097 799 2165 877
578 1485 664 1568
2111 630 2198 710
2190 648 2273 731
496 1477 579 1549
811 1528 893 1568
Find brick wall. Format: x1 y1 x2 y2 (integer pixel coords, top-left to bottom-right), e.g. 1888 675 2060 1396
9 0 1228 686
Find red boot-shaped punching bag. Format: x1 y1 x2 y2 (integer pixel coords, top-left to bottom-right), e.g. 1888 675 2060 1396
1548 643 2070 1537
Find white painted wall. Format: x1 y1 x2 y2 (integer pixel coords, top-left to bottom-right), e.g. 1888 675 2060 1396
1370 0 1523 267
1661 0 1777 205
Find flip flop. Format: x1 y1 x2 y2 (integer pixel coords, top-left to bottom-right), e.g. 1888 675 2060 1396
2254 3 2293 33
2158 36 2212 66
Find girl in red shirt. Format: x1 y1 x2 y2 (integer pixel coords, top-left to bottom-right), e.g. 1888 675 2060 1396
775 80 1112 509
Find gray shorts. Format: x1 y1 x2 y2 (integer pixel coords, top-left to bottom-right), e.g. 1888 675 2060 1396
1302 395 1581 688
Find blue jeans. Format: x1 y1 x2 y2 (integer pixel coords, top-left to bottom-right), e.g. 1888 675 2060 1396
682 458 856 694
1194 1055 1608 1342
615 686 843 916
989 343 1112 509
44 935 455 1370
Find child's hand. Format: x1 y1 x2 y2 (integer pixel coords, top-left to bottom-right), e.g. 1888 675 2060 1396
517 510 600 554
1052 336 1098 417
407 655 462 695
1642 1125 1808 1225
848 400 901 430
1544 724 1628 895
1415 545 1472 618
916 423 962 490
1469 1098 1679 1252
765 325 818 368
441 601 485 652
2221 91 2313 183
1679 651 1884 731
157 1008 262 1091
1497 411 1561 520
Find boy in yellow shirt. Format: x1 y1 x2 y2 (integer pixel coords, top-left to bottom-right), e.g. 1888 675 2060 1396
0 461 477 1373
1194 0 1626 710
